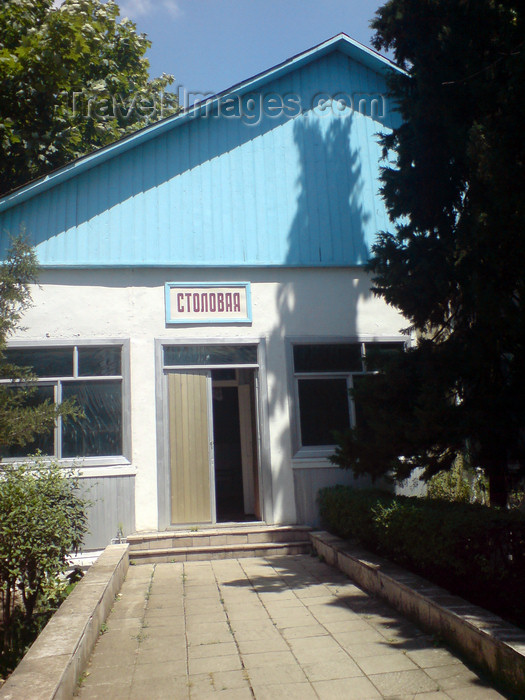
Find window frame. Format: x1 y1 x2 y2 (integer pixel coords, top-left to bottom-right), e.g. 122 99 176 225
1 339 131 466
288 337 406 459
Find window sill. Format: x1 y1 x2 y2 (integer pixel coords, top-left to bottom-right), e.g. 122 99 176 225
73 462 136 478
292 448 336 464
65 457 135 479
0 456 135 478
63 456 131 467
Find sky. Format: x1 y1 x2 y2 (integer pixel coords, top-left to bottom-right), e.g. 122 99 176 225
114 0 386 101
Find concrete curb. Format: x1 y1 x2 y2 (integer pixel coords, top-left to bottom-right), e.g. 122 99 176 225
310 530 525 697
0 544 129 700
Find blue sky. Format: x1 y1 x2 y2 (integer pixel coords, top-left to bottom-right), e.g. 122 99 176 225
116 0 386 99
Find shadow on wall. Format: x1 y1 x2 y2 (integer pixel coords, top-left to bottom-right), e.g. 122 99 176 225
1 50 396 261
266 111 375 524
3 99 297 252
286 113 370 266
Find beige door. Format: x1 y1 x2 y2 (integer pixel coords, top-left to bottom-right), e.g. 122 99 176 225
168 370 214 524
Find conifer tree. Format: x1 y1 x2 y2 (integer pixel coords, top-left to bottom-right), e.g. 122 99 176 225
332 0 525 506
0 237 79 453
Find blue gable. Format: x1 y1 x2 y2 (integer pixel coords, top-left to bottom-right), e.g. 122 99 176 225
0 35 401 268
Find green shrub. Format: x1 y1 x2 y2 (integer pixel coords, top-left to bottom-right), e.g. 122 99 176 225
0 458 88 675
426 457 489 504
426 461 471 503
508 486 525 512
318 486 525 628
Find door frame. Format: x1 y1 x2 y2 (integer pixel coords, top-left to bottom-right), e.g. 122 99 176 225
155 338 273 529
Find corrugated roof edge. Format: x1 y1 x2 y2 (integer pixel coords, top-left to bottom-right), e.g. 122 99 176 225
0 33 403 214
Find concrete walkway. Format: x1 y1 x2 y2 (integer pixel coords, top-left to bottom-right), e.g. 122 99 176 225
76 555 507 700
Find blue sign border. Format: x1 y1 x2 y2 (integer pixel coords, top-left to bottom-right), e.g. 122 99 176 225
165 282 252 325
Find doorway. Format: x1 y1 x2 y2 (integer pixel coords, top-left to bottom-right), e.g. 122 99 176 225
167 364 261 525
212 368 260 522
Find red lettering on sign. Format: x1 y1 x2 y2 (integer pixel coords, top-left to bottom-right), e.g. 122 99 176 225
172 287 246 317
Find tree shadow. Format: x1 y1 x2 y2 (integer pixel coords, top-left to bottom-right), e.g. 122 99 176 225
264 110 376 524
285 114 370 266
3 102 298 252
218 555 515 698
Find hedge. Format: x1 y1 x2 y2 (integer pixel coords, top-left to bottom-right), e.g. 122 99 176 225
318 486 525 628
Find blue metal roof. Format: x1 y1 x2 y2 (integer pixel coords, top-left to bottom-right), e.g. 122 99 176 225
0 35 402 268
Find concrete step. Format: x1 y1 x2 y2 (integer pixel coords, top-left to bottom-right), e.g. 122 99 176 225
127 525 312 551
128 540 312 564
127 525 312 563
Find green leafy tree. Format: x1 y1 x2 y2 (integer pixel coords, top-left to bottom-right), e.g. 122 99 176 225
0 238 86 672
0 458 88 669
332 0 525 506
0 0 178 195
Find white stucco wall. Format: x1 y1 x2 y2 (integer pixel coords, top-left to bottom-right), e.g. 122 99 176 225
11 266 406 532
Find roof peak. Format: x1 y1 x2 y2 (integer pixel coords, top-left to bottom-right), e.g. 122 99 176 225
0 33 400 212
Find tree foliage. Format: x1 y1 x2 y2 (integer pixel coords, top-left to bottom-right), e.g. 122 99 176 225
0 458 88 672
332 0 525 505
0 0 178 195
0 240 86 670
0 237 79 454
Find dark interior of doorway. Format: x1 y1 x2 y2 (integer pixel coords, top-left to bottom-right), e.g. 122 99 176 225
212 370 258 522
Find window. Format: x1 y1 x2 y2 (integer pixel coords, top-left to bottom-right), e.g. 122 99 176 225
292 341 404 453
164 344 257 367
0 344 124 460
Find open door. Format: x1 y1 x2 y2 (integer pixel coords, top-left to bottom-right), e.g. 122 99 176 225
168 370 214 523
212 368 261 522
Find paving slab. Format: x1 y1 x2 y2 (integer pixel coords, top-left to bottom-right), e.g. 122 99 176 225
250 682 318 699
76 555 510 699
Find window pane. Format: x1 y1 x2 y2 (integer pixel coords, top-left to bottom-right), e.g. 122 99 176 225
78 346 121 376
211 368 236 381
364 342 404 371
351 374 369 429
351 374 381 438
62 381 122 457
4 348 73 377
293 344 362 373
298 377 350 446
0 384 55 458
164 345 257 366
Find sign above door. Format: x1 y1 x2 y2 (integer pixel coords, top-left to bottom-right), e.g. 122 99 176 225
165 282 252 325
